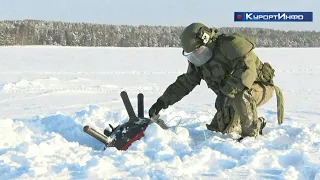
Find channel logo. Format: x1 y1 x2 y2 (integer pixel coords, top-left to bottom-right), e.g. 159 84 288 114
234 12 313 22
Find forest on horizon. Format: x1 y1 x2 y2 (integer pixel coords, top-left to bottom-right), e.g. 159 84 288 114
0 19 319 47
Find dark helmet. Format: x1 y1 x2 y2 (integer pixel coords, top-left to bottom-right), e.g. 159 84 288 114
180 23 217 53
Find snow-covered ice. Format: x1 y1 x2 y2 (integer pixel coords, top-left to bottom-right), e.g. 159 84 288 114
0 46 319 180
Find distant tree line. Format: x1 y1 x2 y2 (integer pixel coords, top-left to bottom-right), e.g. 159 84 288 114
0 19 319 47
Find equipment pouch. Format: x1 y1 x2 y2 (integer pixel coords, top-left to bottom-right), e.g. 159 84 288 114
258 62 275 84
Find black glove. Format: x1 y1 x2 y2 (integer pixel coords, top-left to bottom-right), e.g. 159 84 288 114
215 95 228 111
149 99 165 118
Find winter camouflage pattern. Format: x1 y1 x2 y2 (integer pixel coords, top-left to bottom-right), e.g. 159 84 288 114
156 23 283 137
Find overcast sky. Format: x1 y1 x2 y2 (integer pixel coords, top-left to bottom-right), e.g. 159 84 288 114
0 0 318 31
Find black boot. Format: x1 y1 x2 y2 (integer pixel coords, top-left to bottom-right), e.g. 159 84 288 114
258 117 267 135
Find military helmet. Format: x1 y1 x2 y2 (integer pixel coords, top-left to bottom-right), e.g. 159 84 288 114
180 23 217 53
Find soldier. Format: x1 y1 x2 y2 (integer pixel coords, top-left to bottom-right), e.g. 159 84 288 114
149 23 284 138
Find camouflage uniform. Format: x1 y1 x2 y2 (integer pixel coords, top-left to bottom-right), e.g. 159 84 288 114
151 23 284 137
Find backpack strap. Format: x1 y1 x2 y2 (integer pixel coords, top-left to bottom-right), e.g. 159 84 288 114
274 85 284 125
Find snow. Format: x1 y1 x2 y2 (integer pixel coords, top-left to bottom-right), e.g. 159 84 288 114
0 46 319 180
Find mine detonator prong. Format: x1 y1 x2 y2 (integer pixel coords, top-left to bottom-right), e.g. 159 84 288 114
137 93 144 118
120 91 139 121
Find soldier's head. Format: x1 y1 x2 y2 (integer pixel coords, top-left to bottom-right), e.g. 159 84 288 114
180 23 218 67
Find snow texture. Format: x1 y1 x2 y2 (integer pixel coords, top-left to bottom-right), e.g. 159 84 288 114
0 46 319 180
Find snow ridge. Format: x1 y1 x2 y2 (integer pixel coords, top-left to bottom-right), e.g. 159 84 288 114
0 105 319 180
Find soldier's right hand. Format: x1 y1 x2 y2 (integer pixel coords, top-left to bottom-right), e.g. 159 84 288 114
149 99 165 118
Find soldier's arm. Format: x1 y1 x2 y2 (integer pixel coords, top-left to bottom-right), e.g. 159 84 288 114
158 62 202 108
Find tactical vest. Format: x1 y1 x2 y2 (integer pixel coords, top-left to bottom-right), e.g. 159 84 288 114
218 33 276 86
197 33 275 92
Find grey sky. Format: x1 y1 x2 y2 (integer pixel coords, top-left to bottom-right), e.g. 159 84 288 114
0 0 319 31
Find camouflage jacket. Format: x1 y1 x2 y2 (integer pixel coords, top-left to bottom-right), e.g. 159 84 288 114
158 33 270 109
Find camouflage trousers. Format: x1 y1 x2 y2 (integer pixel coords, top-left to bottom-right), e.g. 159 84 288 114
207 83 275 137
